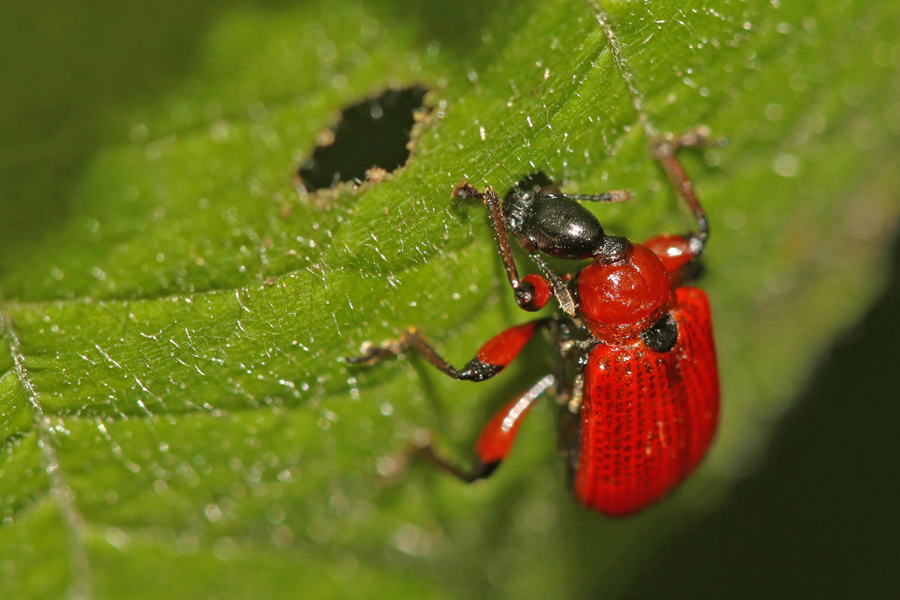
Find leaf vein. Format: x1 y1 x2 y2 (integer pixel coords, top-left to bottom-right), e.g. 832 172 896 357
585 0 656 137
0 300 94 600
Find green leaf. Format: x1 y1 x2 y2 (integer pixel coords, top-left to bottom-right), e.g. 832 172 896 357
1 0 899 598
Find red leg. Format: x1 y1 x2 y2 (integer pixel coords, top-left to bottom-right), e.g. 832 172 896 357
347 318 550 382
646 128 721 282
417 374 556 481
642 234 696 280
349 323 554 482
453 182 553 313
649 128 719 258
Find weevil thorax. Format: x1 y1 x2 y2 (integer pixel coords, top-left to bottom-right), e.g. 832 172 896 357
577 237 673 344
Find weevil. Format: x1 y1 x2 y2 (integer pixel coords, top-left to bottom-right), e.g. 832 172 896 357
349 130 719 516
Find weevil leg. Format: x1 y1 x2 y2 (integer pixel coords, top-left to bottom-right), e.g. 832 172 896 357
644 128 725 281
453 181 554 313
528 252 577 316
554 335 590 487
346 318 551 382
649 127 722 258
557 382 582 488
642 233 701 283
415 374 556 482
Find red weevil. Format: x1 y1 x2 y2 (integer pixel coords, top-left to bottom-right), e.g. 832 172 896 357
349 130 719 516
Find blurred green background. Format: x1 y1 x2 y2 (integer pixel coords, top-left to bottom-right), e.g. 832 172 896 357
2 0 899 598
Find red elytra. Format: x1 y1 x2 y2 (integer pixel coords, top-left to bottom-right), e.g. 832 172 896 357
348 131 720 516
575 285 718 516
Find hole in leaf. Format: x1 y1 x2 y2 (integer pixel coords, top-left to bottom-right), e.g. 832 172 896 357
298 86 429 191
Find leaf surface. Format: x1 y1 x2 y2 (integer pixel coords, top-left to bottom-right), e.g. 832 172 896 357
1 0 899 598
